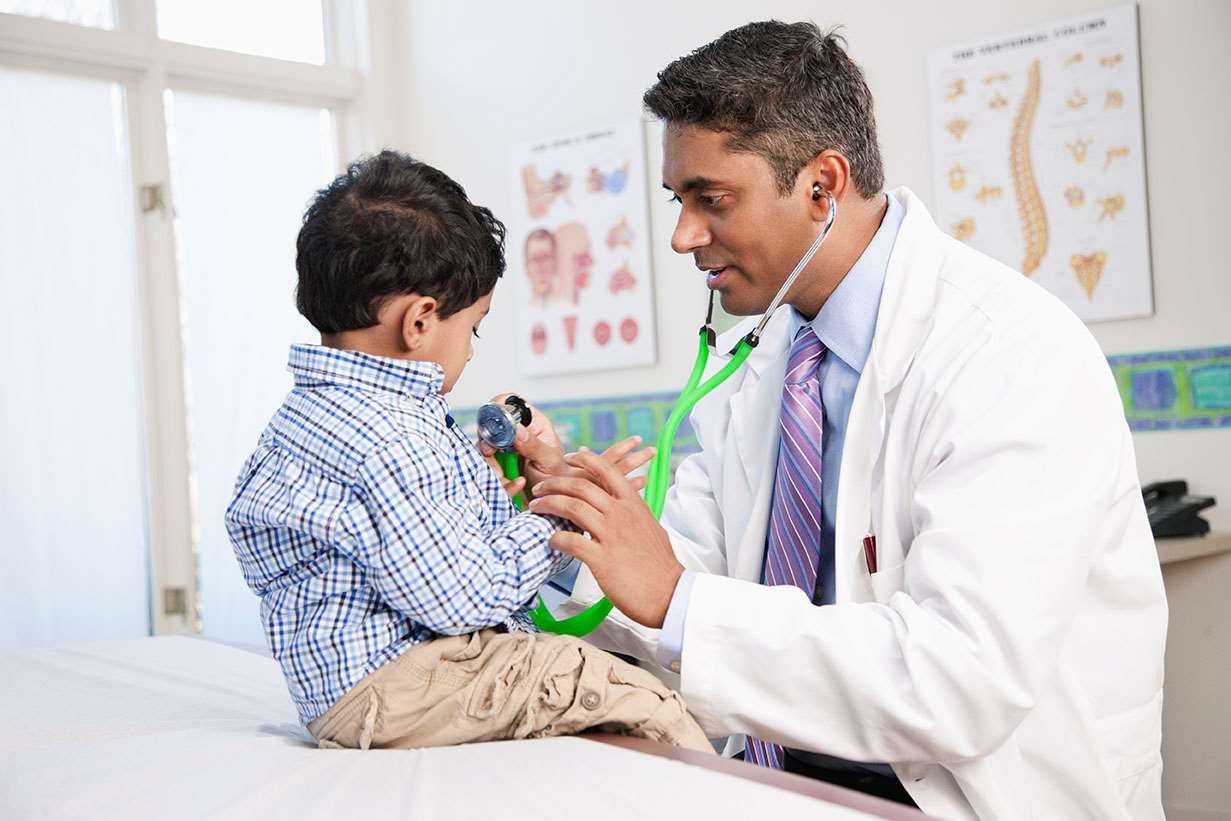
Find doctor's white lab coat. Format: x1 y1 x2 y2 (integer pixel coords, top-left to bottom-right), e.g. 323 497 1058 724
564 188 1168 819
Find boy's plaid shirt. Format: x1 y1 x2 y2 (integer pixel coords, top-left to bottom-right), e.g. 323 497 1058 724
225 344 571 724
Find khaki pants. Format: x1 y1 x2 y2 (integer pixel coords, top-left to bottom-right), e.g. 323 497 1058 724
307 630 712 754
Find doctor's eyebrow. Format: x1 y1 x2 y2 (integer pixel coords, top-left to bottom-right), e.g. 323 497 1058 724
662 178 721 194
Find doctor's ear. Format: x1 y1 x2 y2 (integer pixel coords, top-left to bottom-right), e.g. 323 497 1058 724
802 149 850 207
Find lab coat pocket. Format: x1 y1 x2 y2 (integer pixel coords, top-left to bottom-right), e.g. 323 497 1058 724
1096 688 1164 781
1096 689 1164 817
869 561 906 603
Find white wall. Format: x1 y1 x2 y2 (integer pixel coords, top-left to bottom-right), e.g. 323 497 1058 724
392 0 1230 531
388 1 1230 814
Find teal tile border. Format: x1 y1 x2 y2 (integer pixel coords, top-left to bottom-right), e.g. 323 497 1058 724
456 346 1231 447
1109 346 1231 431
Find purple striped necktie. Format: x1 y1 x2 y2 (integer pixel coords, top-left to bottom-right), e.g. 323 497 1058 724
745 325 826 770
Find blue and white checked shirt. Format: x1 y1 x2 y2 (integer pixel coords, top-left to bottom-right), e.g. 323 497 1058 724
225 344 571 724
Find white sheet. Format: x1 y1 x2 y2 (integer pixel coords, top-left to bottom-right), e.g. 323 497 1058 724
0 636 876 819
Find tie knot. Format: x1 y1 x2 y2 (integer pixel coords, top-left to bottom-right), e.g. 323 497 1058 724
785 326 825 385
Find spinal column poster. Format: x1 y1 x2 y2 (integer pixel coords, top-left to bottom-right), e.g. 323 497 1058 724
927 4 1152 322
508 121 657 376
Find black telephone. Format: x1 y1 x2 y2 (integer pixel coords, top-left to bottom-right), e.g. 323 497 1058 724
1142 480 1216 538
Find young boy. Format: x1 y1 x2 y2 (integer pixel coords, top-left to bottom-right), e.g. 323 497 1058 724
225 151 708 752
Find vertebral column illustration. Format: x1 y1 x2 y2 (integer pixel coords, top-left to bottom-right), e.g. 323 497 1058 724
1011 59 1049 276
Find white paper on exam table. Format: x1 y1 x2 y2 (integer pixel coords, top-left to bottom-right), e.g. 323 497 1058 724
0 636 877 820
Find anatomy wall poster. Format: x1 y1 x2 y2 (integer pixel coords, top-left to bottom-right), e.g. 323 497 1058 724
928 4 1153 322
508 122 657 376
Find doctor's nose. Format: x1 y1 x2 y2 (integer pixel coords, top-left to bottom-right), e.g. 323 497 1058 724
671 210 711 255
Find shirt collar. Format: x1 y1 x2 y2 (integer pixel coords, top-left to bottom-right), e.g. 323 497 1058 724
288 343 445 398
788 193 904 374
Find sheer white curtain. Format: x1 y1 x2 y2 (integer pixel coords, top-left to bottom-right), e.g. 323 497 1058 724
0 67 150 649
166 90 335 644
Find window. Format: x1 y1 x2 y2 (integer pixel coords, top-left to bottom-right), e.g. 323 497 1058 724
1 0 379 647
166 91 336 643
156 0 327 64
0 0 114 29
0 66 147 649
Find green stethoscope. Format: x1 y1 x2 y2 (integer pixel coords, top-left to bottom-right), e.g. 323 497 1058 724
479 189 837 637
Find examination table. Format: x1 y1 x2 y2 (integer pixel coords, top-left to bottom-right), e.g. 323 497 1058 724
0 636 924 819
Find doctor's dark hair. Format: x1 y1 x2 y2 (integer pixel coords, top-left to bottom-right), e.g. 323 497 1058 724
295 150 506 334
643 21 884 199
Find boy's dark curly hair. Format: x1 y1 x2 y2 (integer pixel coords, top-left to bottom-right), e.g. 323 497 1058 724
295 150 506 334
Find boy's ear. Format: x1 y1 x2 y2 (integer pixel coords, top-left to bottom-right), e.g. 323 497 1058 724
398 295 439 353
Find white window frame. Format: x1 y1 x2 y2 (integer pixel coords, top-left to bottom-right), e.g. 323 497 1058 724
0 0 392 636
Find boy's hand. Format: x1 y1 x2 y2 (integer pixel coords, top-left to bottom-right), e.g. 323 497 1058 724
478 393 655 501
478 394 567 499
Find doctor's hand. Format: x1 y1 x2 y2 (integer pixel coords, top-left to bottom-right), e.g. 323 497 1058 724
528 450 684 628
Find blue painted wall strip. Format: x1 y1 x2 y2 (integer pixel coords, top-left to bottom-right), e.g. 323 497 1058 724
456 345 1231 450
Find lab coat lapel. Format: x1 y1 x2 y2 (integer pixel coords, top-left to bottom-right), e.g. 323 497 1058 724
726 311 791 583
866 188 942 391
834 188 946 602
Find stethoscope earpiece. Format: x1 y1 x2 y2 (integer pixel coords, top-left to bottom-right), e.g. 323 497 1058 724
812 183 824 201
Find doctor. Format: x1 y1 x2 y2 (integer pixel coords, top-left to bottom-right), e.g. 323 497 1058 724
527 21 1168 819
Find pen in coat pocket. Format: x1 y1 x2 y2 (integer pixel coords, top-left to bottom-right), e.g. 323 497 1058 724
863 533 878 574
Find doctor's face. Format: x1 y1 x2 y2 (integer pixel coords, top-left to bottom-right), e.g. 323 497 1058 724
662 124 820 316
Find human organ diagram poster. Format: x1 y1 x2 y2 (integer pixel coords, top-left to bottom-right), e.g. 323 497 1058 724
927 4 1153 322
508 121 657 376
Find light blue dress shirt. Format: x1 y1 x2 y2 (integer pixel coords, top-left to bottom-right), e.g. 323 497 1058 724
657 193 905 770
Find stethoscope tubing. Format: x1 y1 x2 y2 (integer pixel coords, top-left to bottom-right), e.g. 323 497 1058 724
530 192 838 636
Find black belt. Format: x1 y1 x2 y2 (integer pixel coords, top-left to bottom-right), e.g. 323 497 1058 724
782 752 918 808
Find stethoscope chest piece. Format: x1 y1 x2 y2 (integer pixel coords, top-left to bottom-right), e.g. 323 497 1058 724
476 394 532 451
